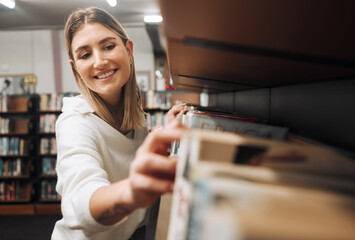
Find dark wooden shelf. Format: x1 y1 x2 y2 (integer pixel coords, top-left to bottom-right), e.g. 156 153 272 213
0 203 61 215
38 132 56 136
35 203 61 215
38 174 57 179
0 155 30 158
0 133 32 137
0 204 35 215
38 110 62 114
38 199 61 204
0 111 34 115
0 198 32 204
0 155 31 159
39 154 57 157
0 175 31 180
159 0 355 92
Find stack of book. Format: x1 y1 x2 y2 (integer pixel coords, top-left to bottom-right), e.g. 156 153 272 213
0 137 28 155
39 92 78 111
181 105 289 140
39 137 56 155
167 130 355 240
171 105 289 156
0 158 25 177
39 114 58 133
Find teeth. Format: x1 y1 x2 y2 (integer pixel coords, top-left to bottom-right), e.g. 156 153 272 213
97 70 114 79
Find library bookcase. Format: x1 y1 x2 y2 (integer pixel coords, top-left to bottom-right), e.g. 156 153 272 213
0 94 62 215
156 0 355 239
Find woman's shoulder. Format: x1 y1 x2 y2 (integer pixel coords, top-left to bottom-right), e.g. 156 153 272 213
61 95 94 114
56 96 96 131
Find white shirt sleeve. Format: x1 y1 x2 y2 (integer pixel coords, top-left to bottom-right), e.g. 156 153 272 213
55 112 120 236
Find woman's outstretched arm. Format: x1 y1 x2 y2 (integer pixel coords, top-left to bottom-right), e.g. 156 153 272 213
90 120 186 226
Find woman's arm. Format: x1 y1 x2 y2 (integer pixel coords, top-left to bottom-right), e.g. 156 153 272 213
90 120 186 226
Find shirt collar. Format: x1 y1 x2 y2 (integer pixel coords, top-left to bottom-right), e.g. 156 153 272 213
61 95 95 114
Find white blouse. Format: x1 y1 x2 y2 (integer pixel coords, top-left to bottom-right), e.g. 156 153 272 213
51 96 148 240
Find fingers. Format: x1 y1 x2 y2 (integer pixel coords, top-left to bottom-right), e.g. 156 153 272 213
129 154 176 207
170 103 187 115
167 103 188 123
139 123 186 153
132 152 177 177
130 173 174 194
128 117 188 208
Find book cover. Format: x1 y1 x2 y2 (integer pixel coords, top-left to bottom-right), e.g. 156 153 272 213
167 129 355 240
186 176 355 240
185 113 289 141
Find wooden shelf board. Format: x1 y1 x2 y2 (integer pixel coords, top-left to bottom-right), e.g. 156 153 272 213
38 111 62 114
0 155 30 158
0 204 35 215
0 175 31 180
39 174 57 179
167 40 355 91
159 0 355 61
159 0 355 91
35 203 61 215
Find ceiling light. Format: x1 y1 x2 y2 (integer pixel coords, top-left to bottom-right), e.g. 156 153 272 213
144 15 163 23
0 0 15 9
106 0 117 7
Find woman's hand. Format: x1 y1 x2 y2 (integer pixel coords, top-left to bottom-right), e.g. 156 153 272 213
128 120 186 208
167 103 188 124
90 120 186 225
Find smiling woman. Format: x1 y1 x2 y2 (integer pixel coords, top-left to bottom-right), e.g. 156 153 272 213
70 23 133 112
51 6 187 240
65 8 145 132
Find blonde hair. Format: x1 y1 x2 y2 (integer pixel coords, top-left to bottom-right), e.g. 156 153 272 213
64 7 146 131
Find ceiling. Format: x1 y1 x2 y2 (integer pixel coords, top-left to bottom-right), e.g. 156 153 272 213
0 0 161 30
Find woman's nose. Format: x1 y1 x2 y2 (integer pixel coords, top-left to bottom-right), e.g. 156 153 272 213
93 52 108 69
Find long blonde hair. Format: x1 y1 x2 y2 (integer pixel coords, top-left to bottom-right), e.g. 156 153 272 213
64 7 146 131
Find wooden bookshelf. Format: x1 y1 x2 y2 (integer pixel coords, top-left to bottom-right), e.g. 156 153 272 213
35 203 61 215
0 204 35 215
0 94 62 214
157 1 355 239
0 95 37 205
158 0 355 93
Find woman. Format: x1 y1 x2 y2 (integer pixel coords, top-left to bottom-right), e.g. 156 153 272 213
51 7 186 240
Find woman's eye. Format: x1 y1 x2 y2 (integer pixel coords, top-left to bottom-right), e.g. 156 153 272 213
80 53 91 59
105 44 115 50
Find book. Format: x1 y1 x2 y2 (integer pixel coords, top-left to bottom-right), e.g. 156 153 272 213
183 111 289 141
178 129 355 178
167 129 355 240
186 176 355 240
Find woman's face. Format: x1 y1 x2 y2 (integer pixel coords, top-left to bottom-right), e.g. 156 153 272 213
70 22 133 106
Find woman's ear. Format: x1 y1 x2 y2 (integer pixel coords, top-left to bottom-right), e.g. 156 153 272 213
125 39 134 61
69 59 77 71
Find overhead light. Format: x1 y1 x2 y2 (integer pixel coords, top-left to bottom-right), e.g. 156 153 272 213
144 15 163 23
0 0 15 9
106 0 117 7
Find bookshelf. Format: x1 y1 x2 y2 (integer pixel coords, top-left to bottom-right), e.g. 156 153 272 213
0 95 38 204
158 0 355 153
35 93 73 208
142 90 200 131
37 110 60 203
0 93 70 215
157 0 355 239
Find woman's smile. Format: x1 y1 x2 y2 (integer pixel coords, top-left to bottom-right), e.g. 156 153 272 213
94 69 118 81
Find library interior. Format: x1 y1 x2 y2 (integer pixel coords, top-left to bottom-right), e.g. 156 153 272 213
0 0 354 239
